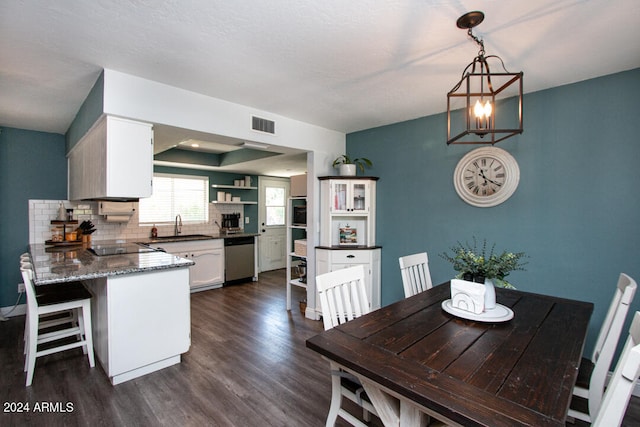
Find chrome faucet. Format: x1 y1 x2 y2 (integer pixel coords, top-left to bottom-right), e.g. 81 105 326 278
174 214 182 235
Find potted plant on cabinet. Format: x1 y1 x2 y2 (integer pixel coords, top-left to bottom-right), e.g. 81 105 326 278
332 155 373 176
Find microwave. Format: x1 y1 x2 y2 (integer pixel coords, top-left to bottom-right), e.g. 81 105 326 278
293 205 307 226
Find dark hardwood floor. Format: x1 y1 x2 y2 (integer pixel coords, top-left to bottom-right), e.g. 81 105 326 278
1 269 639 426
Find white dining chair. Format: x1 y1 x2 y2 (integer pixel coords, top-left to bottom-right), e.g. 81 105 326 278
399 252 433 298
20 262 95 386
568 273 637 422
592 311 640 427
316 265 377 427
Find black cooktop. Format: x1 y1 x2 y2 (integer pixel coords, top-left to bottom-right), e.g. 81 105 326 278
89 243 157 257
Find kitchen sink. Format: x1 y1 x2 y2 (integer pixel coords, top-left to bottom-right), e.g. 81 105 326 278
148 234 215 243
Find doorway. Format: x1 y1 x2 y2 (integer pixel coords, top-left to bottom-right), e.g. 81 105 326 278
258 177 290 272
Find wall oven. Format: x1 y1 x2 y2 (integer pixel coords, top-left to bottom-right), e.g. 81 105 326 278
293 205 307 226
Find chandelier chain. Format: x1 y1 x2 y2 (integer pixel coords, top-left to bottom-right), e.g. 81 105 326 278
467 28 485 58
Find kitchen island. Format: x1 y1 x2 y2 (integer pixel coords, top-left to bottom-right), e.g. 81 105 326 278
29 243 194 385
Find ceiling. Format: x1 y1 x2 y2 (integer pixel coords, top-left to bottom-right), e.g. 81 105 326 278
1 0 638 175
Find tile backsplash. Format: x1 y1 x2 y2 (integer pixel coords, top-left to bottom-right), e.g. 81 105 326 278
28 199 243 244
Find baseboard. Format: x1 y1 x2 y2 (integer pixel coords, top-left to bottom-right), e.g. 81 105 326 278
0 303 26 319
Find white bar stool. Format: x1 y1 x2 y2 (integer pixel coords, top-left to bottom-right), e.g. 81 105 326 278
20 262 95 386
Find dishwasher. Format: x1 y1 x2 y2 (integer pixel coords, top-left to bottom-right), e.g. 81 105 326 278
224 236 255 284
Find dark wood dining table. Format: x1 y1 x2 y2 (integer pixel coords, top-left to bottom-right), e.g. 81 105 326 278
306 281 593 427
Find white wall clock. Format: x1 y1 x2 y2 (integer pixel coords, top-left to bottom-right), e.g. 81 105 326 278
453 147 520 207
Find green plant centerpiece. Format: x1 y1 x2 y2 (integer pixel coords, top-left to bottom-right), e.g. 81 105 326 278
332 155 372 176
439 238 528 289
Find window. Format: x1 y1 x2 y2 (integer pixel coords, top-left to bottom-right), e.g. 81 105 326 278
265 186 285 226
139 173 209 224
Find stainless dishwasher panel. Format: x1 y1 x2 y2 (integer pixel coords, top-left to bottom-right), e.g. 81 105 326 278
224 237 255 284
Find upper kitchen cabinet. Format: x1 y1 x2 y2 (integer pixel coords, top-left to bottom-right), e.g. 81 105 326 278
68 115 154 200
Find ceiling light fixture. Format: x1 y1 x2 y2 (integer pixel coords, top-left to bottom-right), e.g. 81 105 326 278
241 141 270 150
447 11 523 145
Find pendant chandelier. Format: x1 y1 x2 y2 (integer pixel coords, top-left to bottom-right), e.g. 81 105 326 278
447 11 523 145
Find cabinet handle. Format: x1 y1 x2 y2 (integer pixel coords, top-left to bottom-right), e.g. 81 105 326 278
347 255 355 258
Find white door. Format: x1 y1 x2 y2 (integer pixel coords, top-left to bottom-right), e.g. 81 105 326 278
258 177 289 272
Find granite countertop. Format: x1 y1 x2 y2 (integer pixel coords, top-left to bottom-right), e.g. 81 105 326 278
138 232 259 244
29 243 195 286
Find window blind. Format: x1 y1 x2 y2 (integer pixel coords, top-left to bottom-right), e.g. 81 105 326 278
139 173 209 224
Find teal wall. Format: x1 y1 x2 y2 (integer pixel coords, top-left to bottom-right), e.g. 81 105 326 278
346 68 640 354
66 71 104 152
0 128 67 307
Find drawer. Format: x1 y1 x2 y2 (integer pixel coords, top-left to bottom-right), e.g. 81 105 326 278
331 251 370 264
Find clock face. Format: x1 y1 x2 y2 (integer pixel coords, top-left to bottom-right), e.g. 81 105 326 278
453 147 520 207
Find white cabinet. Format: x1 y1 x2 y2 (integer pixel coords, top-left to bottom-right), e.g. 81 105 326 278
85 268 191 385
315 177 381 317
190 249 224 288
148 239 225 292
68 115 153 200
316 247 381 310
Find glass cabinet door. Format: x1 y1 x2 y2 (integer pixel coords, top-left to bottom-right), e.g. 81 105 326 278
330 180 369 213
331 181 349 212
351 182 368 212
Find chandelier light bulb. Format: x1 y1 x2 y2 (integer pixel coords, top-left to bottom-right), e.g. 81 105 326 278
483 100 492 117
473 99 493 133
474 99 485 118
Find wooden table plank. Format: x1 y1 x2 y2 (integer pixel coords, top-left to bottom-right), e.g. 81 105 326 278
340 283 451 340
460 294 555 391
500 299 592 419
367 303 451 353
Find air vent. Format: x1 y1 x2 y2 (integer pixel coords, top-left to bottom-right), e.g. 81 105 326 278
252 116 275 134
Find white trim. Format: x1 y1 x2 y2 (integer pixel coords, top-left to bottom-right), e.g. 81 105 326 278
110 356 181 385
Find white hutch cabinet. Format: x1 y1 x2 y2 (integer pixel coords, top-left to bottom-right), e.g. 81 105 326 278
315 177 381 315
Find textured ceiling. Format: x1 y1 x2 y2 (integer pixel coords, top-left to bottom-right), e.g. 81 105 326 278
1 0 638 169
